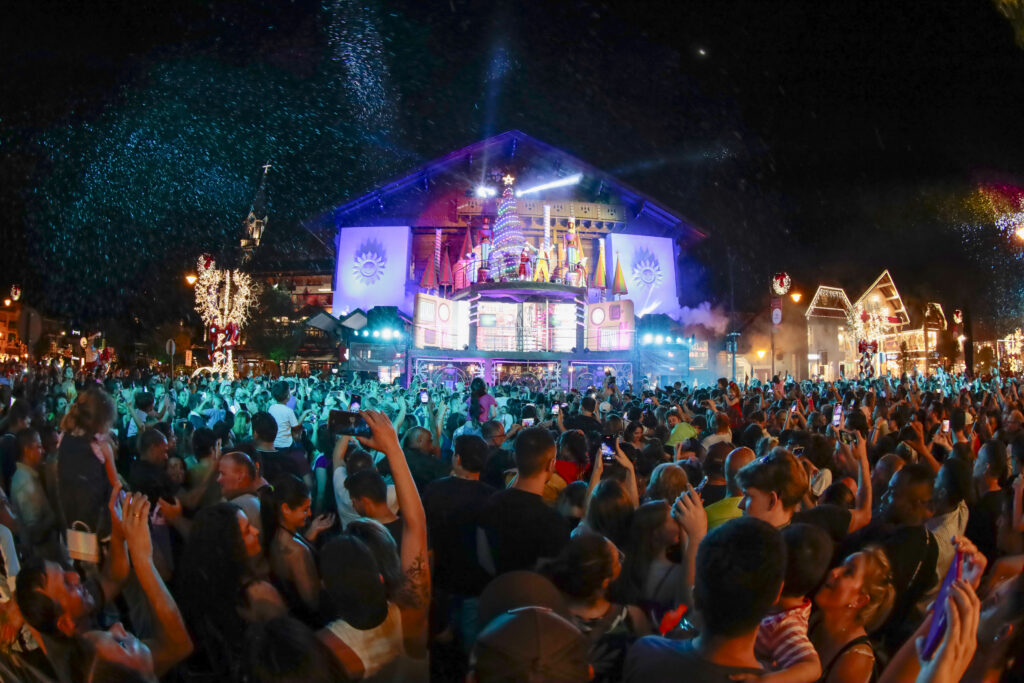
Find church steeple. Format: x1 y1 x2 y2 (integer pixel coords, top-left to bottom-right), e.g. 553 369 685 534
240 162 271 264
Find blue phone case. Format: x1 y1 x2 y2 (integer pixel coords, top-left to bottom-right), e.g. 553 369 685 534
921 549 962 659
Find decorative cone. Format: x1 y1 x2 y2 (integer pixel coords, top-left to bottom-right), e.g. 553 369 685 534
459 225 474 258
439 244 454 287
419 253 437 290
592 239 607 290
612 252 628 297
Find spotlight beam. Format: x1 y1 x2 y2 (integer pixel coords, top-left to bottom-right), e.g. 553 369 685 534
515 173 583 197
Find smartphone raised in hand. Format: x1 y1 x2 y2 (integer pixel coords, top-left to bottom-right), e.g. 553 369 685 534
600 434 617 463
832 405 843 427
329 410 371 438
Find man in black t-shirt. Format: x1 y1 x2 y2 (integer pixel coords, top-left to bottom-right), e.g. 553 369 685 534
423 434 496 596
250 411 303 483
565 396 602 436
480 420 513 490
477 427 570 576
966 440 1008 562
625 518 783 681
128 429 175 504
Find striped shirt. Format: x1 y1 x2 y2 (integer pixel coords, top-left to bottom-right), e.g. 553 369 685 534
755 599 818 670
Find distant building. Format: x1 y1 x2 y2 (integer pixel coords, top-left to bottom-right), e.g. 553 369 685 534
0 302 28 360
800 270 956 378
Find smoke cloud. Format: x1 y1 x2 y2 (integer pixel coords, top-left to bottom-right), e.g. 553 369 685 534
676 302 730 335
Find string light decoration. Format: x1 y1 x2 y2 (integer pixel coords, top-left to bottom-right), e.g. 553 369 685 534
1004 328 1024 372
194 254 258 379
490 173 527 279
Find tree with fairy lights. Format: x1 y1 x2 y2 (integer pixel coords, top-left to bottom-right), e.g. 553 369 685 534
194 254 258 379
490 173 528 280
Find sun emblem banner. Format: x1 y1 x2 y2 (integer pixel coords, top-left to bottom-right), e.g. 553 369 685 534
605 234 679 316
333 226 411 315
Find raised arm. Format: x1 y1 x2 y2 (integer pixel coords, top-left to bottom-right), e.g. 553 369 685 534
122 493 193 676
98 483 130 602
356 410 430 656
849 431 873 533
1012 476 1023 533
671 484 706 611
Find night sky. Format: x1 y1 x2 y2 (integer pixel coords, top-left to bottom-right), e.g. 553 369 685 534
2 1 1023 337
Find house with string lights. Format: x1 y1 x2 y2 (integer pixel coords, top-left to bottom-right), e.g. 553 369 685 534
802 270 961 378
301 130 707 388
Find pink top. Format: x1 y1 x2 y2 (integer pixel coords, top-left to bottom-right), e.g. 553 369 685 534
468 393 497 421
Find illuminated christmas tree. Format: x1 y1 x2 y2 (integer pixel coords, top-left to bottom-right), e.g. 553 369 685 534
194 255 257 379
490 173 527 279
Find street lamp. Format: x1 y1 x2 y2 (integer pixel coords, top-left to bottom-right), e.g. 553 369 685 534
756 349 767 360
790 292 802 303
185 273 198 286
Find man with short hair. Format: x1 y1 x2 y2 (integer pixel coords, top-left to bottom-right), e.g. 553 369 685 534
402 426 450 492
129 430 175 505
966 439 1008 561
479 420 512 489
268 381 302 450
624 518 785 681
15 485 132 683
217 451 262 535
740 411 768 450
331 439 398 530
565 396 602 436
477 427 570 575
736 448 809 528
665 409 697 447
250 411 306 485
345 468 402 545
697 441 734 506
840 462 939 652
423 435 497 598
184 427 223 509
0 400 31 491
704 447 755 530
10 427 62 561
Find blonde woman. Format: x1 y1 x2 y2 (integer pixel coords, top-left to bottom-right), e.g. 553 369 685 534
810 546 896 683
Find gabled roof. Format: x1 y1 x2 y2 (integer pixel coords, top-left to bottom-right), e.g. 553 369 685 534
304 309 343 335
853 270 910 327
304 130 705 243
805 286 853 320
338 309 368 330
923 302 948 331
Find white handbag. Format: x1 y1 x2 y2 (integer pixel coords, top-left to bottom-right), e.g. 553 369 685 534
66 521 100 564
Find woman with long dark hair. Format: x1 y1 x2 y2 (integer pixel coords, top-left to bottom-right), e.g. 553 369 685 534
262 475 334 620
542 531 652 683
467 377 497 425
614 500 684 616
176 502 280 680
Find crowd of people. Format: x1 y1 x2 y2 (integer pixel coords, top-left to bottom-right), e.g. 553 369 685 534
0 360 1021 682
